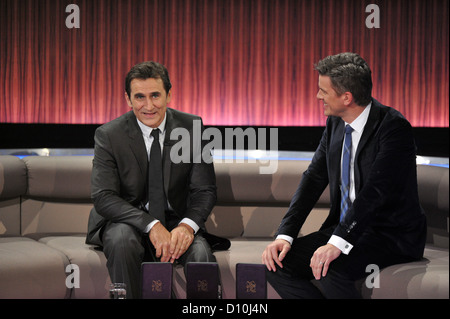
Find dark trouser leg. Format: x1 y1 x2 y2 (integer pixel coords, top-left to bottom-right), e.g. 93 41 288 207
314 268 362 299
266 264 361 299
266 270 324 299
102 222 216 299
177 233 217 276
101 222 146 299
266 230 330 299
267 227 416 299
314 233 416 299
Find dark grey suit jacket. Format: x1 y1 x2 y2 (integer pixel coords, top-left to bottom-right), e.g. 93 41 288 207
86 108 217 246
277 99 426 259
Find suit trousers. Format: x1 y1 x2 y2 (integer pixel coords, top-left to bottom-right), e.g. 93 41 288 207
267 227 415 299
101 221 216 299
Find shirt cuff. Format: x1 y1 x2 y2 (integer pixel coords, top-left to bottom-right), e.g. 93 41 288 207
328 235 353 255
276 234 294 245
144 219 160 233
179 218 200 234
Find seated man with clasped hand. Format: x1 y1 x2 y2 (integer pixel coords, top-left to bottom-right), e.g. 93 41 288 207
86 61 217 299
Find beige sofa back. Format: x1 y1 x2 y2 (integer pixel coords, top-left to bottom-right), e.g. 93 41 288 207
0 155 448 248
416 164 449 247
20 156 93 238
0 156 27 236
207 160 331 238
0 156 93 238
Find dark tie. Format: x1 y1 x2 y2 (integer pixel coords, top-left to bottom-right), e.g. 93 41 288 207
340 125 353 222
148 129 166 226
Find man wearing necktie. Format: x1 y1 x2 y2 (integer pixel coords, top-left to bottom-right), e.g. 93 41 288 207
262 53 426 298
86 61 217 298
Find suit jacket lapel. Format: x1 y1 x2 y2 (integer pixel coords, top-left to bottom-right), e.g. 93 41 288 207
354 99 381 193
330 120 345 185
355 100 380 160
329 120 345 219
126 112 148 180
162 108 176 196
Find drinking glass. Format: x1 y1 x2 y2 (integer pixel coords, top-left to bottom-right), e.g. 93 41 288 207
109 283 126 299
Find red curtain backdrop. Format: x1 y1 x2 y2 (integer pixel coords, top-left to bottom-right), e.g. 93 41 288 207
1 0 448 127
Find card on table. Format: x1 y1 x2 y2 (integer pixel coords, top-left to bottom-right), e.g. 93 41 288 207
186 262 220 299
141 262 173 299
236 263 267 299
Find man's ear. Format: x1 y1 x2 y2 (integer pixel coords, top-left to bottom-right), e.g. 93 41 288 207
342 91 354 106
125 92 132 108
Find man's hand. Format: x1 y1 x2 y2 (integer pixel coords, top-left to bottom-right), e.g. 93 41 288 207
262 239 291 272
149 222 172 262
169 223 194 263
310 243 341 280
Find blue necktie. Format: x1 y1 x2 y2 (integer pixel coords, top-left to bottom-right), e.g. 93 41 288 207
340 125 353 222
148 129 166 226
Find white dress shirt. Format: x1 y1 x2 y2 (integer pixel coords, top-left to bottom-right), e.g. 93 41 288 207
136 115 200 234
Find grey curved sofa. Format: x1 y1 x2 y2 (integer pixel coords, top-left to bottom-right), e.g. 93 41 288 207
0 155 448 299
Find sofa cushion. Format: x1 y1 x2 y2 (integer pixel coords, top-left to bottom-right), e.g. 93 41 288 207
23 156 93 202
360 246 449 299
214 160 330 206
38 235 110 299
0 155 27 200
0 237 70 298
21 200 92 237
0 198 22 236
417 165 449 248
206 206 329 238
20 156 94 236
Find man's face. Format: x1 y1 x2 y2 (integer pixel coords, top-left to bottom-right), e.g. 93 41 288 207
316 75 347 118
125 78 171 128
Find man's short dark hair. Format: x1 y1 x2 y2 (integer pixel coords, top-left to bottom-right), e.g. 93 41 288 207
314 52 372 106
125 61 172 97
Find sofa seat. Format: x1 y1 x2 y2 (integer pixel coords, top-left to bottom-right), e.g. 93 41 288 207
360 246 449 299
37 235 111 299
0 237 70 298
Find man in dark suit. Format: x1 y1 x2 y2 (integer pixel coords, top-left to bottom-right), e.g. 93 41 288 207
86 61 217 298
262 52 427 298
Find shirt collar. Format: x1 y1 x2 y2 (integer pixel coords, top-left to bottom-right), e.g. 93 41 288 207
345 101 372 134
136 112 167 137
